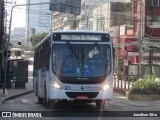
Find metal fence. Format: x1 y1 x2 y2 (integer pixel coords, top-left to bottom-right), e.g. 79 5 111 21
113 64 160 90
142 64 160 78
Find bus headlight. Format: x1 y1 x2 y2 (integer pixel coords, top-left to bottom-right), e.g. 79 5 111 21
103 84 110 90
52 82 61 89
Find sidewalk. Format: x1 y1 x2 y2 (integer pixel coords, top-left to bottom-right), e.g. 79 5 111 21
0 83 33 103
0 65 33 104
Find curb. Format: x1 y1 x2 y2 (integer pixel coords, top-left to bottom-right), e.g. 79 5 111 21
127 93 160 101
113 87 128 96
113 87 160 101
1 90 33 104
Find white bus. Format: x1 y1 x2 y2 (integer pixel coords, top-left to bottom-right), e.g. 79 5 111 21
33 30 114 110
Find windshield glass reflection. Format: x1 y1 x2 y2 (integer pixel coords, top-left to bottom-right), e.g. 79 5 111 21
52 44 111 78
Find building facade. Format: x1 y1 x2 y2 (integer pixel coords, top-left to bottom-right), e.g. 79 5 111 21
77 0 106 30
25 0 51 44
10 27 25 48
92 1 132 31
133 0 160 64
51 12 77 30
146 0 160 37
133 0 160 37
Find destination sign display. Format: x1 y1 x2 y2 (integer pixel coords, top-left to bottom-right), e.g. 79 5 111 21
52 33 110 42
61 35 101 41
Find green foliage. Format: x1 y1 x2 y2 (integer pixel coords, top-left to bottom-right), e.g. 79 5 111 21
30 33 48 47
130 75 160 95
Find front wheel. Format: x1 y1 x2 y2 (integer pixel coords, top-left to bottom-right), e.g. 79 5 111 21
96 100 105 110
38 97 44 104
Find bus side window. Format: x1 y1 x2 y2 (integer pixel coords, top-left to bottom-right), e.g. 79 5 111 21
46 46 51 70
113 47 115 65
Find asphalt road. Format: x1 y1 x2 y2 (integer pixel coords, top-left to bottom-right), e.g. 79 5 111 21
2 92 160 111
0 65 159 119
0 92 160 119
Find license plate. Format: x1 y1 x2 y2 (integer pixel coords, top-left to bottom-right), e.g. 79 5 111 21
76 96 88 99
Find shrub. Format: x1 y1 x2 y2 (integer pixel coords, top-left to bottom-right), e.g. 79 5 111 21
130 74 160 95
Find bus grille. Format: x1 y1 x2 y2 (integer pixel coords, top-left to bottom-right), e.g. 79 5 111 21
65 92 99 98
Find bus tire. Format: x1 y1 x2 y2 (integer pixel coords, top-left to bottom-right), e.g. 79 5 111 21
38 97 44 104
96 100 105 110
45 83 51 108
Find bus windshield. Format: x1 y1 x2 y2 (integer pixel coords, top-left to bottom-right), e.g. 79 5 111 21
52 44 111 78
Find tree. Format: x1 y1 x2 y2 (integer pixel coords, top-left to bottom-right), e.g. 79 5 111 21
30 33 48 47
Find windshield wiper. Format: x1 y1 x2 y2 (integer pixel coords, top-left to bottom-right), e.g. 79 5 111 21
67 42 79 59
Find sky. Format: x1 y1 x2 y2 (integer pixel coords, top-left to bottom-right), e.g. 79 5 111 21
12 0 26 29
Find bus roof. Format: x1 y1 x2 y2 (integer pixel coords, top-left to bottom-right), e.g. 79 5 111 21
35 30 110 49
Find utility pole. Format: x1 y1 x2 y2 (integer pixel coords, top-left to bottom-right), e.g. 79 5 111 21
0 0 4 50
138 0 143 80
0 0 5 92
26 0 30 46
50 11 53 32
117 13 121 88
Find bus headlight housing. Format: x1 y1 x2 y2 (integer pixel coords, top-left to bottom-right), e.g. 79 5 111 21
52 82 61 89
103 84 110 90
